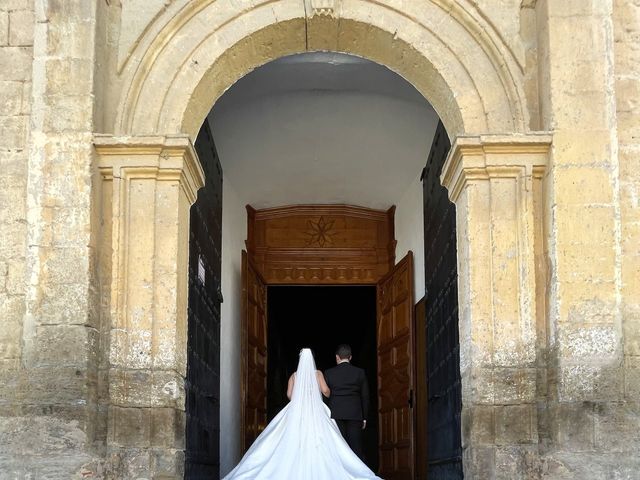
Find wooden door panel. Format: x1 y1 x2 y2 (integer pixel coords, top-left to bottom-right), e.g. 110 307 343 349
377 252 415 480
241 251 268 451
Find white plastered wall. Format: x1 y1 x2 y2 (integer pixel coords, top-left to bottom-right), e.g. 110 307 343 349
218 173 246 475
394 173 426 302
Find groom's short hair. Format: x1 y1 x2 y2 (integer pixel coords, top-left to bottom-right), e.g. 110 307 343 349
336 344 352 359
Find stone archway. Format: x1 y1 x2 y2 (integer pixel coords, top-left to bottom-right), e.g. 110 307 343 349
94 1 551 478
111 0 529 139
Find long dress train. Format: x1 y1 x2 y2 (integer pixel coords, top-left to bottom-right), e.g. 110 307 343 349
222 349 382 480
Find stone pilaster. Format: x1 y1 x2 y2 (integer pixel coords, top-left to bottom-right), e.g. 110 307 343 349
441 134 552 479
94 135 204 478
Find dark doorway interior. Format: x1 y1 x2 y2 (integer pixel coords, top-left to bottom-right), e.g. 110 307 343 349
267 286 379 472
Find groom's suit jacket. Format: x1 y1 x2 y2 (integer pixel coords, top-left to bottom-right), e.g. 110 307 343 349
324 362 370 421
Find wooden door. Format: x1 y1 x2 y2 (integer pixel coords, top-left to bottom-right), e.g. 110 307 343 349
241 251 268 451
185 121 223 479
423 121 462 478
377 252 415 480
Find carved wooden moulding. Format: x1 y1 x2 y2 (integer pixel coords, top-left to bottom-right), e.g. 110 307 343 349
246 204 396 285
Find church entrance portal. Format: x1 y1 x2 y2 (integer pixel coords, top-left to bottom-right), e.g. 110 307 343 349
183 52 461 480
267 285 379 471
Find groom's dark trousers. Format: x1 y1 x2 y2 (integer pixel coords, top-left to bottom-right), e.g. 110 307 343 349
324 362 370 460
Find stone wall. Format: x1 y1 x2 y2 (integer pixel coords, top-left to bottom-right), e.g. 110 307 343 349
0 0 31 371
535 0 639 477
0 0 34 474
615 0 640 470
1 0 105 477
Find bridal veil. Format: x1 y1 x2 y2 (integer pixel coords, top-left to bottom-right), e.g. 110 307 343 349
222 348 382 480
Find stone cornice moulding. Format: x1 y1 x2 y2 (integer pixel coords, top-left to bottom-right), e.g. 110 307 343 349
441 133 553 202
93 134 205 204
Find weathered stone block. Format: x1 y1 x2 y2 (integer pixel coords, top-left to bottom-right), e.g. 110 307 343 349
0 221 27 258
35 282 93 325
492 368 537 404
44 58 93 97
49 206 93 247
0 115 27 149
41 0 94 23
150 407 185 449
0 307 22 359
462 405 495 447
152 448 185 478
594 402 640 452
20 80 30 114
110 406 151 447
553 166 614 205
109 369 185 409
45 18 94 58
34 324 97 367
559 280 617 324
541 451 640 480
558 364 624 402
0 81 22 115
616 76 640 112
495 445 539 480
555 204 616 251
0 187 26 225
9 9 33 46
37 245 90 285
557 323 619 361
617 105 640 145
0 47 31 81
14 367 95 406
495 405 535 445
0 0 31 10
463 446 495 479
548 0 611 17
624 356 640 398
550 402 595 451
551 130 614 167
0 12 8 46
0 294 24 331
462 366 495 404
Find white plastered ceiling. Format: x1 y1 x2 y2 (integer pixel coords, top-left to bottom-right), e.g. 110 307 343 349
208 52 439 210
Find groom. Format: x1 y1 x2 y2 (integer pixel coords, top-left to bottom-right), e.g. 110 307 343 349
324 344 370 460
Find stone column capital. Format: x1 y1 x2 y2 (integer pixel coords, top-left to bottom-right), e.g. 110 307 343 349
93 134 205 204
441 134 553 202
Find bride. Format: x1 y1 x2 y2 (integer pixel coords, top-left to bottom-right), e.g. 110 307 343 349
222 348 382 480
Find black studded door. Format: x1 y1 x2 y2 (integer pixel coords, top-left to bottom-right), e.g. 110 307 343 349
185 121 223 479
422 121 463 479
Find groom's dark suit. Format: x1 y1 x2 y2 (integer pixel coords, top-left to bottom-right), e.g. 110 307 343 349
324 361 370 460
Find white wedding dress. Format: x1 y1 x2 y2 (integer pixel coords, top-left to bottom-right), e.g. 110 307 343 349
223 349 382 480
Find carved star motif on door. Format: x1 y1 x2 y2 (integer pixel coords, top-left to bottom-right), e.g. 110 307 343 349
305 216 337 247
